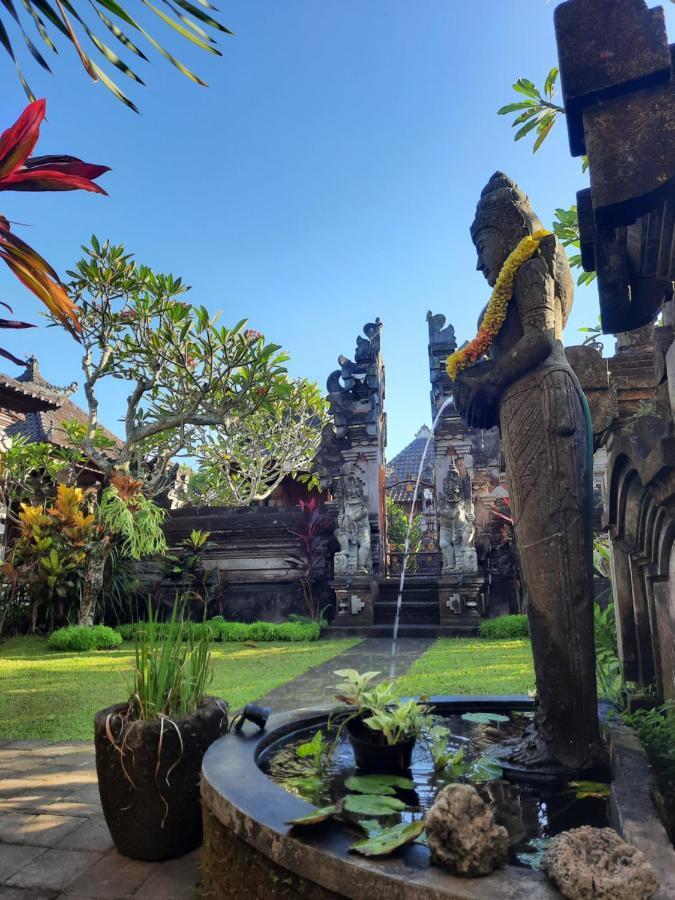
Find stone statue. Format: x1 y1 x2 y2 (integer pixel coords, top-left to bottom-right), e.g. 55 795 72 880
454 172 603 770
334 475 372 576
438 464 477 574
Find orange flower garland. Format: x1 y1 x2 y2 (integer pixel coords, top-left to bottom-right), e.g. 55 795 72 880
446 229 550 380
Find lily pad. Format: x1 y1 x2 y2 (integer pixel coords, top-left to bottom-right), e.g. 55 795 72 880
343 794 406 816
466 756 503 783
345 775 414 795
461 712 510 725
285 804 338 826
350 819 425 856
568 780 611 800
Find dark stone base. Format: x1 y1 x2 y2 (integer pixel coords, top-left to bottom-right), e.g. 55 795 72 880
437 575 485 625
331 577 376 626
201 804 342 899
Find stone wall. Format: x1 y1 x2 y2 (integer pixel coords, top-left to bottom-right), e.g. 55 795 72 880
142 505 337 623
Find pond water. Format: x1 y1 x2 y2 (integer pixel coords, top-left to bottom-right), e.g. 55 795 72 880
260 710 609 869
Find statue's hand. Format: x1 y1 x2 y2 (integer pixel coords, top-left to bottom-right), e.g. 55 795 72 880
455 371 500 429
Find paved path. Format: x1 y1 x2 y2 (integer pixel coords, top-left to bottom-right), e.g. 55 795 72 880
0 638 431 899
257 637 434 712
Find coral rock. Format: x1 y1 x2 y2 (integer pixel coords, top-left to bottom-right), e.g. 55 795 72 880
542 826 660 900
425 783 508 876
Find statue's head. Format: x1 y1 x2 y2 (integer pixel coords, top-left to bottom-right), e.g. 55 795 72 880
345 475 364 502
470 172 544 287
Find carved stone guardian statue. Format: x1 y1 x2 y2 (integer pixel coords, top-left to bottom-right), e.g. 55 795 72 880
453 173 604 771
438 464 477 575
334 475 372 576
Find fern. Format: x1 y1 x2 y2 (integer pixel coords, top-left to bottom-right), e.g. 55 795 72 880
98 486 167 560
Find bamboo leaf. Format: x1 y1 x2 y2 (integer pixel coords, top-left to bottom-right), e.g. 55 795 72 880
22 0 59 53
497 101 536 115
544 66 558 98
532 114 556 153
171 0 232 33
90 2 148 59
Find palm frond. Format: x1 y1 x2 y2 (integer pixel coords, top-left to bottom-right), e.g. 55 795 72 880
1 0 232 109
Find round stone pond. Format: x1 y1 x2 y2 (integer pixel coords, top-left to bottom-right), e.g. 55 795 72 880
200 696 618 899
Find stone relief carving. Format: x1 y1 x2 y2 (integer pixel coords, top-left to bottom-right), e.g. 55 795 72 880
438 462 477 574
334 475 372 576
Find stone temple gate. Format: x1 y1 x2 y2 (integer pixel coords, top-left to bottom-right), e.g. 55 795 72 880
316 316 520 635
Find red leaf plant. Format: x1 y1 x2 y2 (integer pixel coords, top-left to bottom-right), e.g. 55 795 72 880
0 99 108 364
286 498 327 622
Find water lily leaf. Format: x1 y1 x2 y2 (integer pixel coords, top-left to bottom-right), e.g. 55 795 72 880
461 712 510 725
344 794 406 815
568 780 611 800
345 775 414 795
356 818 382 837
285 804 338 826
466 757 503 783
350 819 425 856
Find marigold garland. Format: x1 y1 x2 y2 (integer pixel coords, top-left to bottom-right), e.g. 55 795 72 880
446 229 550 380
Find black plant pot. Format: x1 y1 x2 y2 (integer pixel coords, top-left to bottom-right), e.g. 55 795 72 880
346 716 415 773
94 697 227 861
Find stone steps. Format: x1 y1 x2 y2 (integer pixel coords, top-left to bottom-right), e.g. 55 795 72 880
324 623 480 639
373 600 440 625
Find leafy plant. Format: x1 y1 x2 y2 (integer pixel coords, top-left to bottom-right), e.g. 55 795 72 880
127 599 213 721
0 100 107 362
624 703 675 840
295 730 329 773
334 669 385 708
461 712 509 727
363 698 430 747
163 529 215 607
568 780 610 800
48 623 121 651
497 69 565 154
385 496 423 572
552 206 597 287
0 0 232 112
286 499 327 621
97 478 167 560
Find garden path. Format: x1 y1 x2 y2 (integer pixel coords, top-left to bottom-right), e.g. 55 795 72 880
0 637 431 899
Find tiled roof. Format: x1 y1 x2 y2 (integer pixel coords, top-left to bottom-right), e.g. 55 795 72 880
2 356 121 455
386 426 435 501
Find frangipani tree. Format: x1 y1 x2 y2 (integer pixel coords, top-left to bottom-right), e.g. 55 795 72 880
63 238 327 498
187 377 328 506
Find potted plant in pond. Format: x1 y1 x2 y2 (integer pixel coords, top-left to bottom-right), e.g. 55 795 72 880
94 602 227 861
335 669 430 773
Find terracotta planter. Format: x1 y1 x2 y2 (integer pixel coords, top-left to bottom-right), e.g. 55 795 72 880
94 697 227 861
346 716 415 773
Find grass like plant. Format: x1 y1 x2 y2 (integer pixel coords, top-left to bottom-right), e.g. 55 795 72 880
128 601 213 721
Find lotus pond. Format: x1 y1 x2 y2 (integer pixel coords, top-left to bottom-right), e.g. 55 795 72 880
260 709 610 868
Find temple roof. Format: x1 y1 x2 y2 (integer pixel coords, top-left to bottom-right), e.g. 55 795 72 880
386 426 435 502
2 356 121 455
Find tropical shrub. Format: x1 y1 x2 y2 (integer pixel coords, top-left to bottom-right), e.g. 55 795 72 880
479 614 529 640
385 496 423 571
624 704 675 841
48 624 122 652
116 617 322 643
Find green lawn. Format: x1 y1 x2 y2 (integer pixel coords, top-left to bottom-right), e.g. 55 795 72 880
394 638 534 697
0 636 358 741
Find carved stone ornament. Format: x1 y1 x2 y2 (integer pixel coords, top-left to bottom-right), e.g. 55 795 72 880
334 475 372 576
438 461 477 575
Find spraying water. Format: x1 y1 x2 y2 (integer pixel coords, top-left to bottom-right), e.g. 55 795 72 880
389 395 454 677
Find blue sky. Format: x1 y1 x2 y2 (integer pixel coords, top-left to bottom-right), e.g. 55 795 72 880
2 0 674 456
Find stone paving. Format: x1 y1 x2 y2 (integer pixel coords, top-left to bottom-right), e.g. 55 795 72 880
0 637 431 899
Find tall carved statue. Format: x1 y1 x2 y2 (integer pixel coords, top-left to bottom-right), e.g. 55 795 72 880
334 475 372 576
438 463 477 575
453 173 603 770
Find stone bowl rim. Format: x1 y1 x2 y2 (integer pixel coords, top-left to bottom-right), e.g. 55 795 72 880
201 694 569 900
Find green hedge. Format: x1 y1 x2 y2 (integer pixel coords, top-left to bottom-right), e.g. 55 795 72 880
116 617 322 643
48 625 123 652
479 614 529 640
